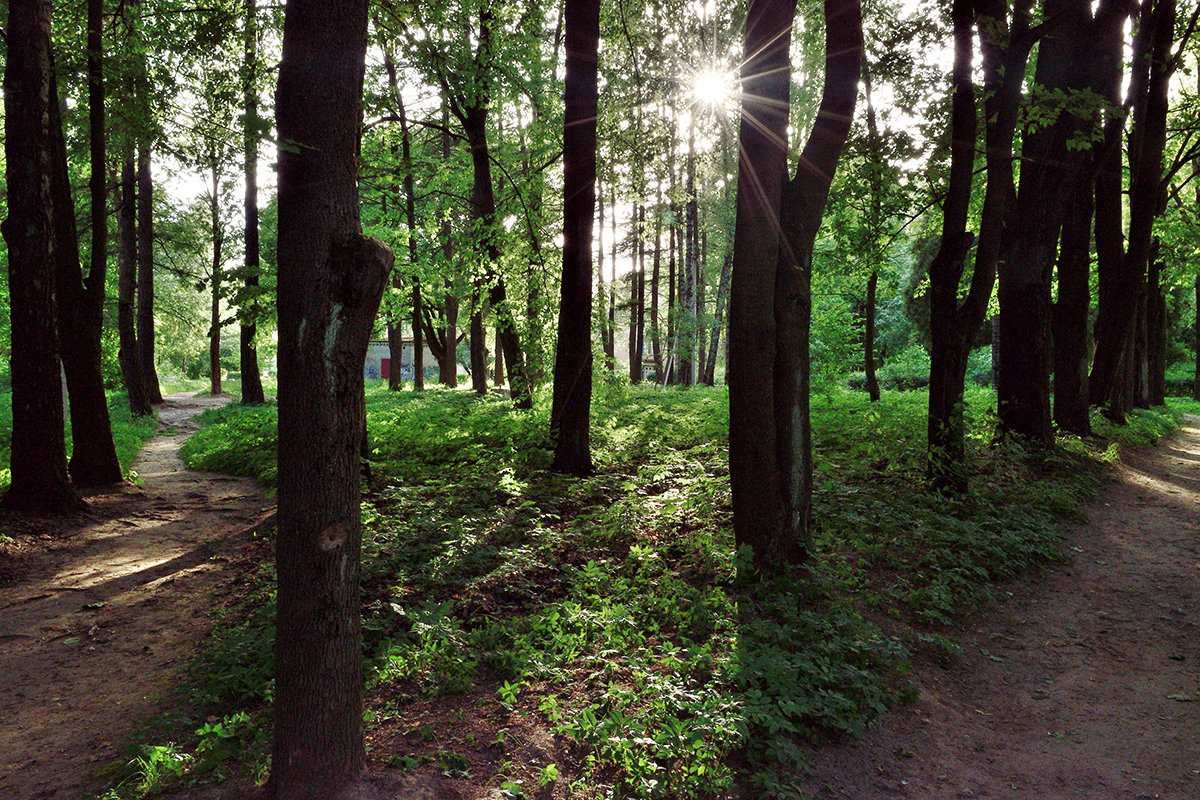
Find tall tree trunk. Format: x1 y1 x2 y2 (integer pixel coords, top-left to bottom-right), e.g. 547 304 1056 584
470 298 487 394
239 0 266 405
698 227 707 382
679 121 699 386
703 246 732 386
1052 176 1093 435
609 182 617 371
2 0 86 512
494 323 505 387
209 166 224 396
996 0 1087 443
1146 240 1166 405
551 0 599 474
136 149 163 403
629 204 645 383
52 0 122 487
455 53 531 407
1090 0 1175 414
864 271 880 401
928 0 1032 491
729 0 861 566
651 188 663 382
271 0 392 796
118 149 152 415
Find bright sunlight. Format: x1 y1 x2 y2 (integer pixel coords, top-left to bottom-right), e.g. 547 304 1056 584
689 66 737 112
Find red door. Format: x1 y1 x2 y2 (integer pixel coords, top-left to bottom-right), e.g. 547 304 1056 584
381 358 390 380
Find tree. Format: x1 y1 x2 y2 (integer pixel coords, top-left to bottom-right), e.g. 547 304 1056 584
270 1 393 797
240 0 267 405
926 0 1034 491
550 0 600 476
728 0 863 566
51 0 124 487
2 0 86 512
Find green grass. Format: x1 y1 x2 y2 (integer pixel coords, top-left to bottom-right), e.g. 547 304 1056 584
129 381 1180 799
0 391 159 492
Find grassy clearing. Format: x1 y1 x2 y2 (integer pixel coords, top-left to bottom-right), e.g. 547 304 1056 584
0 391 159 493
108 382 1178 799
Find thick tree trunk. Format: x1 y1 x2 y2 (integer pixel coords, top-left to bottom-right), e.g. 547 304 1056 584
1052 177 1093 435
240 0 266 405
551 0 599 475
136 149 163 403
864 271 880 401
2 0 85 512
51 8 122 487
271 1 392 796
118 150 152 416
1090 0 1174 411
441 287 459 386
996 0 1086 443
928 0 1031 491
729 0 861 566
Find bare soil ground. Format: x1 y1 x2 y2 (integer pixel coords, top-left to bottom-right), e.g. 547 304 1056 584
0 393 273 800
2 402 1197 800
798 415 1200 800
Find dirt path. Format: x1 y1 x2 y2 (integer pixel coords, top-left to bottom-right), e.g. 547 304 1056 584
0 393 273 800
800 415 1200 800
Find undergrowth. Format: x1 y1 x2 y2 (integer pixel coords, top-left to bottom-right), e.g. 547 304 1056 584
109 382 1175 799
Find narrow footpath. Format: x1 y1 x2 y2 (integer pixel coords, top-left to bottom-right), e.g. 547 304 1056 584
801 416 1200 800
0 393 273 800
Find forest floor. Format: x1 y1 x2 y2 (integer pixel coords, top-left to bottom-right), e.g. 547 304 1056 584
797 414 1200 800
0 393 274 800
0 402 1197 800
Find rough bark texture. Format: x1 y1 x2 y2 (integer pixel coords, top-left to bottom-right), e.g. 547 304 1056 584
118 150 152 416
2 0 85 513
51 13 122 487
270 1 393 797
240 0 266 405
729 0 861 566
550 0 599 476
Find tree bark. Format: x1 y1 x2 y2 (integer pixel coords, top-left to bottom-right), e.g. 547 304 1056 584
51 2 122 487
240 0 266 405
864 271 880 402
928 0 1032 491
651 188 664 382
136 149 164 403
1145 238 1165 405
209 165 224 396
1090 0 1175 414
551 0 599 475
118 149 152 416
270 1 392 796
729 0 861 566
1052 176 1093 435
2 0 86 512
996 0 1086 443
